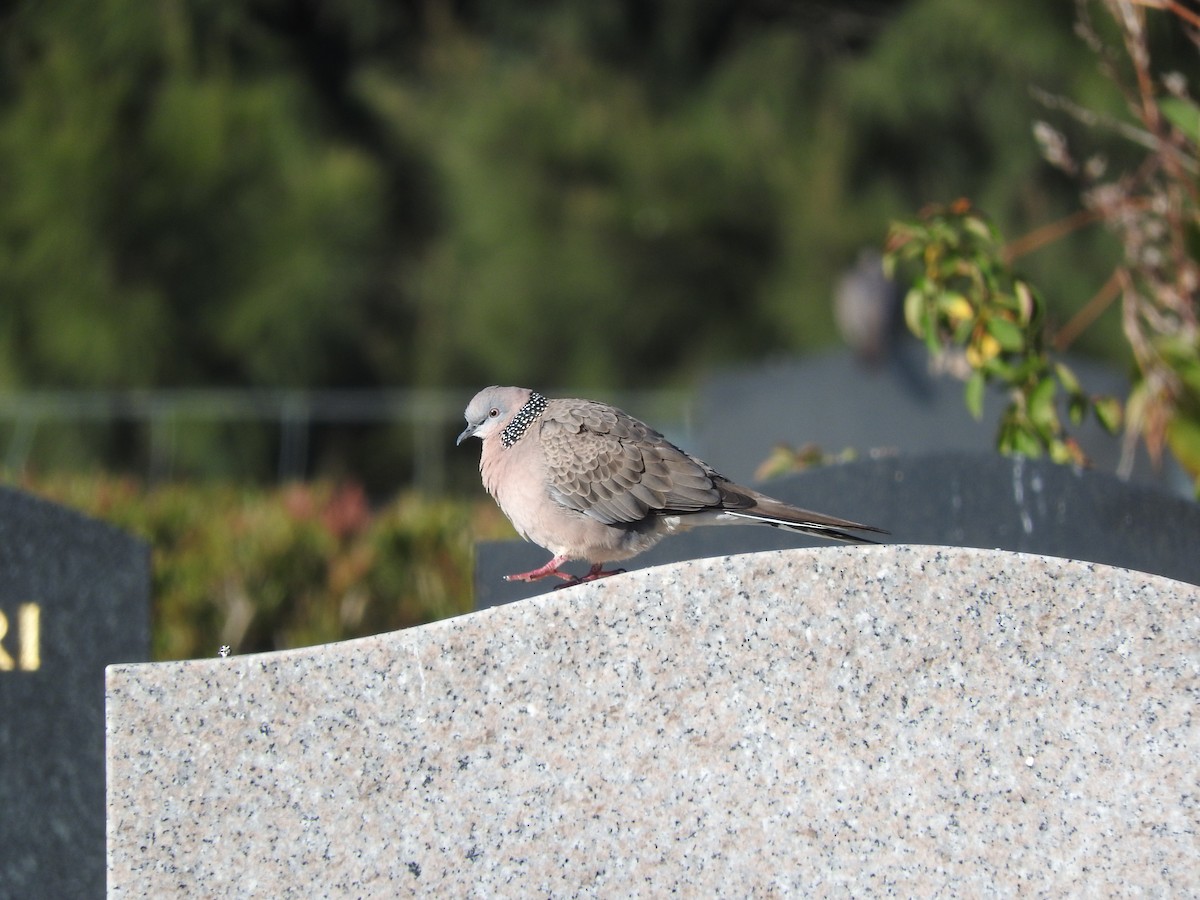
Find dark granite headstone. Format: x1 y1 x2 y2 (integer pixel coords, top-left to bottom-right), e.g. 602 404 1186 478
0 487 149 899
475 451 1200 607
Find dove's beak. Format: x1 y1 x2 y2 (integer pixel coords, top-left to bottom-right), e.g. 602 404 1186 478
456 424 476 446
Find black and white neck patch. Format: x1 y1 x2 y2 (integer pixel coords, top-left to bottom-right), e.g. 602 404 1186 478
501 392 548 448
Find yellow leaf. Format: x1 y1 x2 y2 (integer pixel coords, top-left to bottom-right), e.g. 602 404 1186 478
941 294 974 325
966 333 1001 367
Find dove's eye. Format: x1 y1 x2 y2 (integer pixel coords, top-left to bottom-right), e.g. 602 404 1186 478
489 408 500 418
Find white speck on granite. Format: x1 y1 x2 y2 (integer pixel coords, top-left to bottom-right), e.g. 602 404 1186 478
106 546 1200 896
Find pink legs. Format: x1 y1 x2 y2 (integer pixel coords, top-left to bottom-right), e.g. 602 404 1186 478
503 554 574 583
504 556 626 586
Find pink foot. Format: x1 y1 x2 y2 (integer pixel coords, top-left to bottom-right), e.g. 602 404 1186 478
552 563 627 590
503 559 627 586
504 555 575 583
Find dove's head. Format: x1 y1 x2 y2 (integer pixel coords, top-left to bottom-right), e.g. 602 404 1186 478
456 386 539 446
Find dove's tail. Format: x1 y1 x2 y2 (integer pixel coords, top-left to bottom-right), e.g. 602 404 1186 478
717 489 888 545
722 510 886 544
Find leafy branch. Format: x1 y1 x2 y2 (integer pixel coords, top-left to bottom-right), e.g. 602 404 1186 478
884 201 1121 465
885 0 1200 494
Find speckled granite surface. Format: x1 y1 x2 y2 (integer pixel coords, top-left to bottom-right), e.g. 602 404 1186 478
107 546 1200 896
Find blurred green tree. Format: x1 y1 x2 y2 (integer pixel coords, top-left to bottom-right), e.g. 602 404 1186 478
0 0 1170 482
0 0 426 389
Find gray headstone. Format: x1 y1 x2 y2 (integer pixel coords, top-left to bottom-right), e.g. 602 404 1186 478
106 547 1200 896
693 350 1188 491
474 451 1200 606
0 487 150 899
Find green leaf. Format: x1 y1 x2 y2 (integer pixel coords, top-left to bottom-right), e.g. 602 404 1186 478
1161 97 1200 144
936 292 974 321
986 316 1024 352
1011 426 1043 458
998 423 1015 455
963 213 995 243
1176 357 1200 398
1167 413 1200 482
1010 356 1046 383
982 355 1016 382
923 318 943 356
965 370 986 420
1048 438 1073 465
1055 361 1082 395
903 287 927 339
1153 334 1200 371
953 316 975 344
1028 376 1059 433
1014 280 1037 326
1068 394 1087 426
881 252 896 279
1093 395 1122 433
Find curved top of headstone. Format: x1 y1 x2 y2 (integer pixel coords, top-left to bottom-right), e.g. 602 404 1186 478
475 450 1200 606
108 545 1199 896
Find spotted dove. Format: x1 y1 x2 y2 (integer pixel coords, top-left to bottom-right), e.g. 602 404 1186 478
457 386 885 585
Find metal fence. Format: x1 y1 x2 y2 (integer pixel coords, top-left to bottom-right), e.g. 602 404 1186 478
0 388 693 491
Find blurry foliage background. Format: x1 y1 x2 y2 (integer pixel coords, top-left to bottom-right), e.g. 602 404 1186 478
0 0 1145 407
26 472 513 658
0 0 1192 655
